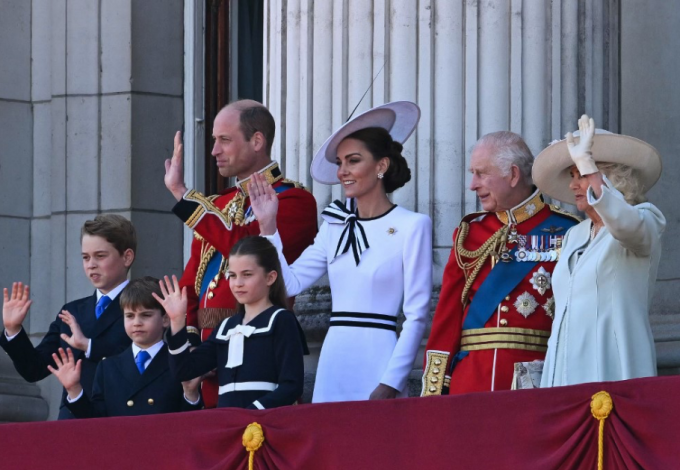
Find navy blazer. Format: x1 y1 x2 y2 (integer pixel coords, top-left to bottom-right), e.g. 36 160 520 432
67 344 202 418
0 293 131 419
168 306 306 410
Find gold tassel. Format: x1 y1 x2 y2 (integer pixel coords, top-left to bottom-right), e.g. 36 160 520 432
590 391 613 470
242 422 265 470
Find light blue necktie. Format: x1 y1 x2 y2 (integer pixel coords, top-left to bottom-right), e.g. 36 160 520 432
95 295 112 319
135 350 151 374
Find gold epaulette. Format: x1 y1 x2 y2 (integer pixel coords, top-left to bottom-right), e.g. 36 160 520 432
421 350 450 396
280 178 306 190
549 204 582 223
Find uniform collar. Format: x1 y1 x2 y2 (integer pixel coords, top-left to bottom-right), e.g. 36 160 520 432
495 189 545 225
235 161 283 197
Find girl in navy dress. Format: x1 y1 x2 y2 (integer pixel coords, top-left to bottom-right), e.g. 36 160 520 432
158 236 307 409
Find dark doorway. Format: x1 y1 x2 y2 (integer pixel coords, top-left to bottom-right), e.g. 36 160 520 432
204 0 264 194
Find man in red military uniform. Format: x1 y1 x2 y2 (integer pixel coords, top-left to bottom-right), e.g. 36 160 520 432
422 131 578 396
164 100 317 407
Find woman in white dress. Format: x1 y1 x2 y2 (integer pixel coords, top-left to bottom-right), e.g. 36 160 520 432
249 102 432 402
533 114 665 387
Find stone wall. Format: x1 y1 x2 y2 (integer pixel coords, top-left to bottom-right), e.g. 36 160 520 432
0 0 185 421
621 0 680 374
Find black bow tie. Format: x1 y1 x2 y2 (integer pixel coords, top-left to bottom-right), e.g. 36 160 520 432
321 199 370 266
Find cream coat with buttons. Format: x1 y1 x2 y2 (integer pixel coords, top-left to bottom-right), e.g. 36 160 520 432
541 180 666 387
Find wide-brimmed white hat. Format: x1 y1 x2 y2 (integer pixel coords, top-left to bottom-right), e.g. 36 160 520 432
532 129 662 205
310 101 421 184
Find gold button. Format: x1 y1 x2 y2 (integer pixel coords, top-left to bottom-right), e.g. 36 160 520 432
500 319 508 326
429 386 437 393
209 282 216 289
430 376 438 383
434 359 442 366
148 398 154 405
500 306 509 313
207 292 214 300
505 296 511 301
127 400 134 407
432 368 440 375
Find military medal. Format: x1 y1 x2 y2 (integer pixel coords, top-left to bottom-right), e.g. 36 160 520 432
514 292 538 318
528 236 538 261
548 236 558 261
530 267 552 295
539 236 549 262
515 235 528 262
543 297 555 319
507 225 519 244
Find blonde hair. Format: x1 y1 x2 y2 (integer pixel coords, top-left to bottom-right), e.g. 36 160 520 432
597 163 647 205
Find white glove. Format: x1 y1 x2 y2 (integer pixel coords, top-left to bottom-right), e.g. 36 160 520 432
565 114 598 175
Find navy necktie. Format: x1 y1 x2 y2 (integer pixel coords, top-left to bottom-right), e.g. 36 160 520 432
95 295 112 319
135 350 151 374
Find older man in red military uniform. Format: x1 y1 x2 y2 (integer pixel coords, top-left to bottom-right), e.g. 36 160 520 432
165 100 317 407
422 131 579 396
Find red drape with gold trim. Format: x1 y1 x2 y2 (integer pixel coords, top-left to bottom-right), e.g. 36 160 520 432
2 376 679 469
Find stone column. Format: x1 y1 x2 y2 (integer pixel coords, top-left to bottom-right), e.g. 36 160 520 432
264 0 620 397
0 0 185 420
621 0 680 374
0 0 50 422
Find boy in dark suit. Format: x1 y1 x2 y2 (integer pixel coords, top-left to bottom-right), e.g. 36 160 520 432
48 277 202 417
1 214 136 419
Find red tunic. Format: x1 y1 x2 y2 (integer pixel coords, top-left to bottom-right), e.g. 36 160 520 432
422 192 578 395
173 164 317 407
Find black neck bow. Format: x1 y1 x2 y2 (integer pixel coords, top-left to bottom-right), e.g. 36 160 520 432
321 199 370 266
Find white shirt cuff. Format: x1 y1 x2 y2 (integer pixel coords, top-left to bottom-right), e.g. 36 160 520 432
184 393 201 405
4 327 22 341
85 339 92 358
66 390 84 403
261 230 279 240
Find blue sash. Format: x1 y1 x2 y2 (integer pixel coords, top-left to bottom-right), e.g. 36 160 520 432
449 212 576 371
199 254 223 300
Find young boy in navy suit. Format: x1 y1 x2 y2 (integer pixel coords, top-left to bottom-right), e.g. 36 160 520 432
1 215 136 419
48 277 202 417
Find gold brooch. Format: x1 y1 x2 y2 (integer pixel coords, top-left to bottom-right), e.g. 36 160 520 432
387 227 397 235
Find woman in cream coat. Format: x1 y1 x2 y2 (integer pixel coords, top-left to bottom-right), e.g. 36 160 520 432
533 115 666 387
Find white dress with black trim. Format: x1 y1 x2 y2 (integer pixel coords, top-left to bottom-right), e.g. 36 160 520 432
167 306 306 409
268 201 432 403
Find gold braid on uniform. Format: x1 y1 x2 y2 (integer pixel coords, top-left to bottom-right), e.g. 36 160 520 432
224 192 247 226
194 242 217 296
549 204 581 222
454 222 509 307
281 178 308 190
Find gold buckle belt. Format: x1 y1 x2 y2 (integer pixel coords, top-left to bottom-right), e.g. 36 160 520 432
197 308 238 330
460 327 550 352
